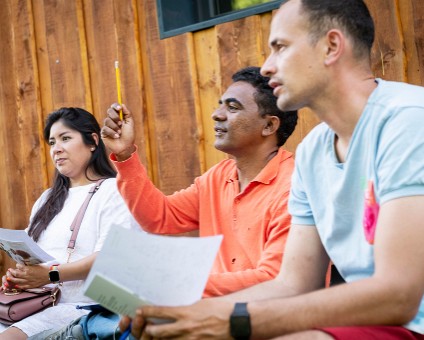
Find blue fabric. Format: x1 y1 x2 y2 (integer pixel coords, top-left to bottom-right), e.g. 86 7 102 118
288 79 424 333
77 305 121 340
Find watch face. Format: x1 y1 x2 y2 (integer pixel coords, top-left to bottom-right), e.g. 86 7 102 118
49 270 60 283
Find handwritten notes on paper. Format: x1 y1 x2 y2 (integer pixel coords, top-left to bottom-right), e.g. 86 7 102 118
84 227 222 317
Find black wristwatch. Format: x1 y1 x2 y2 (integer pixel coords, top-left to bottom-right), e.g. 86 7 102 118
49 265 61 284
230 302 251 340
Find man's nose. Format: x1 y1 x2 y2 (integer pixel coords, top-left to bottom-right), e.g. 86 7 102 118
211 107 226 121
261 53 276 77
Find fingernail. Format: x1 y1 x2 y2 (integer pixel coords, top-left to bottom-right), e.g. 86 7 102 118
15 285 19 289
4 282 9 287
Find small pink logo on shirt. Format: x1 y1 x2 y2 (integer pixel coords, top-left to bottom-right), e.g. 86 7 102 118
363 180 380 245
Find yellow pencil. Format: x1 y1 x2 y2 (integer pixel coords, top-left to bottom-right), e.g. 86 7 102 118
115 61 123 120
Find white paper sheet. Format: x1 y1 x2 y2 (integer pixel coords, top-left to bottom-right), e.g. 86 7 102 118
84 227 222 317
0 228 55 264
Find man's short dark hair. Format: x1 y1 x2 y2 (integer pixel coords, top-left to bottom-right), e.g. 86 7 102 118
232 66 298 147
299 0 375 59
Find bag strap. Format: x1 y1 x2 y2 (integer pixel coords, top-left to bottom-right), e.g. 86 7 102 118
66 179 105 262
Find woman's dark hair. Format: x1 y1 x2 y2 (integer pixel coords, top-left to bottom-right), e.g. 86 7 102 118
232 66 298 147
28 107 116 242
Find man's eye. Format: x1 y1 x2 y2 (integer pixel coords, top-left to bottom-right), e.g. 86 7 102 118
275 43 285 52
228 105 238 111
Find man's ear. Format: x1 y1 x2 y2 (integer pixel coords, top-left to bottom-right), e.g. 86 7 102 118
262 116 280 137
324 29 345 66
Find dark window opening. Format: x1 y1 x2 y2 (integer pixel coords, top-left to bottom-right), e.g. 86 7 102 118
157 0 282 39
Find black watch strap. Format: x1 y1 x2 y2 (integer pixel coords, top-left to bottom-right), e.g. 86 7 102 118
230 302 251 340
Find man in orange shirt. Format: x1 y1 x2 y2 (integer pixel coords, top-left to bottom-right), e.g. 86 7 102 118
102 66 297 297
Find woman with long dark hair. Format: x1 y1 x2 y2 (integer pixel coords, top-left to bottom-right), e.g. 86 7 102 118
0 108 139 339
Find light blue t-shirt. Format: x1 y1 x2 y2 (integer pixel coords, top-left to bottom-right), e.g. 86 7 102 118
289 79 424 333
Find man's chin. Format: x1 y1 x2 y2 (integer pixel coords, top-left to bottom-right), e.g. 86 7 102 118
214 142 229 153
277 96 297 112
214 143 223 151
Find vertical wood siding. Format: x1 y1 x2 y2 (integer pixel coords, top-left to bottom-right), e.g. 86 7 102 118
0 0 422 271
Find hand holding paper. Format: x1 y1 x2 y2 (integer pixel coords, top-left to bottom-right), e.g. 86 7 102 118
0 229 54 265
84 227 222 318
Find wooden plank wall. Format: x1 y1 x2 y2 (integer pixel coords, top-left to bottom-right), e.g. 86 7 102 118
0 0 423 272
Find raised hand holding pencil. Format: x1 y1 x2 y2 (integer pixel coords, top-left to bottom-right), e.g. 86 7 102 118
102 103 136 162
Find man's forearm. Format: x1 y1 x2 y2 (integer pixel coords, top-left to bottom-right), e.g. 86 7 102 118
218 276 297 303
248 278 417 338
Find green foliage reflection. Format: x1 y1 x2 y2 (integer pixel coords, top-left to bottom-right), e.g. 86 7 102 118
232 0 272 11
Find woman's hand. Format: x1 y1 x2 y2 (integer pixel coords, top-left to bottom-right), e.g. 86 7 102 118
5 263 50 290
1 274 17 291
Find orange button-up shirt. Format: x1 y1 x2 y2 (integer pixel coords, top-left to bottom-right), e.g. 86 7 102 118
112 147 294 297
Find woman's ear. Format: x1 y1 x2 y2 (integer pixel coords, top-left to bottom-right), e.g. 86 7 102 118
262 116 280 137
92 132 99 147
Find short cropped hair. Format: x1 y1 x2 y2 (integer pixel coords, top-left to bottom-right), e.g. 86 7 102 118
232 66 298 147
299 0 375 59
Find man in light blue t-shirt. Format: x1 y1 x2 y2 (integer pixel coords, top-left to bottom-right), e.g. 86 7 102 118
119 1 424 339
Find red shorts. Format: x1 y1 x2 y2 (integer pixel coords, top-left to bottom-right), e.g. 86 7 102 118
320 326 424 340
